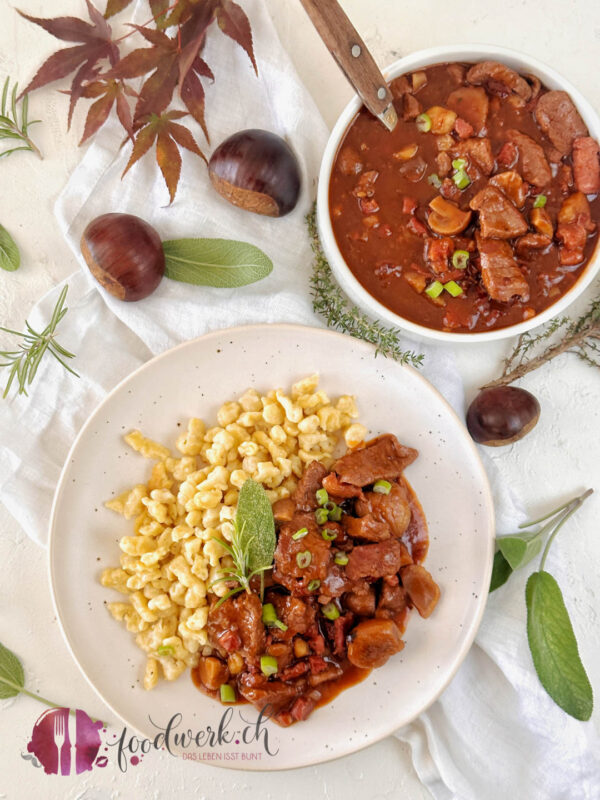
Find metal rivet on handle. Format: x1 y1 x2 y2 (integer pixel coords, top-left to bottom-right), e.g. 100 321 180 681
351 44 361 57
377 87 386 100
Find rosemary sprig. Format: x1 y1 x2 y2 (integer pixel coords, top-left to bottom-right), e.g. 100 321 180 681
209 521 272 609
483 295 600 389
0 285 79 398
0 77 42 160
307 205 424 368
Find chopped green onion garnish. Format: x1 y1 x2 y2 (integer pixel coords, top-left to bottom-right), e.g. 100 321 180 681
316 488 328 506
452 169 470 189
307 579 321 592
315 508 329 525
274 619 288 631
452 158 467 170
373 479 392 494
220 683 236 703
416 112 432 133
322 528 338 541
328 504 342 522
292 527 308 540
334 552 349 566
533 194 547 208
296 550 312 569
452 249 470 270
262 603 277 624
444 280 463 297
425 280 444 299
322 602 340 621
260 655 278 676
428 173 442 189
324 501 336 511
156 645 174 657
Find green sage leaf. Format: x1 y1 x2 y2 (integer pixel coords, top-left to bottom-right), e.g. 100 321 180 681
526 571 593 720
490 549 513 592
0 224 20 271
0 641 25 698
162 238 273 288
236 478 276 574
498 532 543 571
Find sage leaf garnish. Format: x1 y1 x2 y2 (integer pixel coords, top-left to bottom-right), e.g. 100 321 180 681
236 478 276 575
490 550 512 592
489 489 594 720
0 642 25 699
162 238 273 288
0 224 20 271
526 571 593 721
209 479 276 608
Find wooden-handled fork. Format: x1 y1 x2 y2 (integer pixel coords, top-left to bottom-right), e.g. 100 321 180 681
299 0 398 131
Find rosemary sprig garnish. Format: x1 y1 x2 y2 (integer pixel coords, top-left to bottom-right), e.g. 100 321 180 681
307 205 424 368
0 77 42 160
483 294 600 389
0 285 79 398
209 521 273 609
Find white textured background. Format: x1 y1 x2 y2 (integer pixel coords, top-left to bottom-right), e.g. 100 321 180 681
1 1 599 798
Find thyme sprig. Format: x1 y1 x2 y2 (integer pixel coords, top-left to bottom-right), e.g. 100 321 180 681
209 521 272 609
0 77 42 160
0 285 79 398
307 206 424 368
483 295 600 389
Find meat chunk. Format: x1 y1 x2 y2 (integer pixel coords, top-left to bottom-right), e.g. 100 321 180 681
207 592 266 662
489 170 526 208
530 207 554 237
273 513 332 593
293 460 327 511
323 613 354 658
403 93 422 121
238 673 302 713
322 472 363 499
572 137 600 194
436 151 452 177
454 117 474 139
400 564 440 618
343 514 391 542
506 130 551 187
337 146 363 176
333 434 418 487
343 584 377 616
376 577 409 627
355 482 412 538
515 233 553 258
270 594 316 636
556 192 596 264
426 236 453 274
447 86 489 133
466 61 532 101
476 234 530 303
347 618 404 669
346 539 404 580
453 137 494 176
320 563 352 598
535 91 588 155
470 186 528 239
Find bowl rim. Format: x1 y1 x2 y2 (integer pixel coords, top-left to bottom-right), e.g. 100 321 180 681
317 42 600 343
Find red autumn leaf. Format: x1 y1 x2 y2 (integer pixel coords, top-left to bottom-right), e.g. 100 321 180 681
123 111 206 203
18 0 119 115
180 66 208 140
104 0 136 17
79 79 134 142
148 0 171 29
178 2 217 85
216 0 257 74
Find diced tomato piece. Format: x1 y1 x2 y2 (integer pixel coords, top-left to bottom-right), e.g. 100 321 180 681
454 117 474 139
407 216 428 236
359 197 380 215
426 236 454 273
402 196 418 215
217 629 242 652
376 224 392 238
497 141 517 168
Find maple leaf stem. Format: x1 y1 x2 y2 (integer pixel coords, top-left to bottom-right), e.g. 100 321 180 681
114 0 181 43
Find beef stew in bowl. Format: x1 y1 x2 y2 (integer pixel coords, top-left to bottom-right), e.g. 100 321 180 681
321 50 600 338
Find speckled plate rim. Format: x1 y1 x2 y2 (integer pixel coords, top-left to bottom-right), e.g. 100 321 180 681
317 43 600 344
48 323 495 771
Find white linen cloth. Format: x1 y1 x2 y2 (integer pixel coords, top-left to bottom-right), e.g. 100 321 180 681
0 1 598 796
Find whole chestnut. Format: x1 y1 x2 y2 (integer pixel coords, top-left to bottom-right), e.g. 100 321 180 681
81 213 165 301
208 129 301 217
466 386 540 446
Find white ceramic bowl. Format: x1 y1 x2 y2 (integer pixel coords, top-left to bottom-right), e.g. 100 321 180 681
317 44 600 343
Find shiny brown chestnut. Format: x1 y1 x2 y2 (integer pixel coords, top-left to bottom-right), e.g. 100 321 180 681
466 386 541 446
81 213 165 301
208 129 301 217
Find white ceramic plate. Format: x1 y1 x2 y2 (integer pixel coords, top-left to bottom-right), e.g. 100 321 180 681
49 324 495 770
